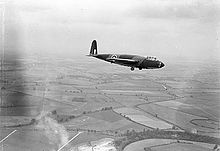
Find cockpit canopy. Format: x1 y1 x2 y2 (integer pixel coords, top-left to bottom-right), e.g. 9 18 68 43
146 56 157 61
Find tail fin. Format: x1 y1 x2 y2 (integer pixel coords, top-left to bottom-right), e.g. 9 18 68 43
89 40 98 55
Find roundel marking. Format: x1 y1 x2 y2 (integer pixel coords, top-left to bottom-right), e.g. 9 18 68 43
111 54 117 59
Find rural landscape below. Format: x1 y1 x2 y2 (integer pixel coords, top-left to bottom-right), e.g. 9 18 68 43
0 55 219 151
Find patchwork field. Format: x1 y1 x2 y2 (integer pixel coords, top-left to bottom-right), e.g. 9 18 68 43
1 57 220 150
138 103 219 136
63 110 147 132
114 107 172 129
124 139 216 151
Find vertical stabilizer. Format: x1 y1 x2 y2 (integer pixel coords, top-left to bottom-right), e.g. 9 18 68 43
89 40 97 55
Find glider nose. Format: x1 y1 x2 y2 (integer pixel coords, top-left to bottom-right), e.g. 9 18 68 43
158 61 165 68
161 62 165 68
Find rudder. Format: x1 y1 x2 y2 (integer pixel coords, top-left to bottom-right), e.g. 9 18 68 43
89 40 98 55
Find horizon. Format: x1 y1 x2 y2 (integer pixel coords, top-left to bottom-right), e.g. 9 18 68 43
0 0 220 63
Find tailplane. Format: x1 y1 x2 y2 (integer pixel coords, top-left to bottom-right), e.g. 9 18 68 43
89 40 98 56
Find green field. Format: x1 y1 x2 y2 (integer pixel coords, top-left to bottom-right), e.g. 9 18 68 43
124 139 216 151
1 57 219 150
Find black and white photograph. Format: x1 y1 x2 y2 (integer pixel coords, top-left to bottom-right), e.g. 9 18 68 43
0 0 220 150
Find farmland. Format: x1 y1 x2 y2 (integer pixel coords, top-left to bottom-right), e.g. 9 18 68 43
1 56 220 150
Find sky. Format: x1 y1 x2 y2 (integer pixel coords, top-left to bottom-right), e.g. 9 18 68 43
0 0 220 62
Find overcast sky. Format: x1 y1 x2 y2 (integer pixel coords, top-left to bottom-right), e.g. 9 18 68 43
1 0 220 62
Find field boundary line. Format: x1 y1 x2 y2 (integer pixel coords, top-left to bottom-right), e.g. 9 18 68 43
0 130 17 144
57 131 83 151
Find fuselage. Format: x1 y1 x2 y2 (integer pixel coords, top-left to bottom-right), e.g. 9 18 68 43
93 54 164 70
88 40 165 71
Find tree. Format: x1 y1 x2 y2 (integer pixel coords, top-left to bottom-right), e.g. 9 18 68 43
30 118 36 124
126 130 130 135
213 144 218 150
51 110 57 115
144 147 152 151
172 125 176 129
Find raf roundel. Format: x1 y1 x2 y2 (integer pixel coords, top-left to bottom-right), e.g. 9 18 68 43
111 55 118 59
